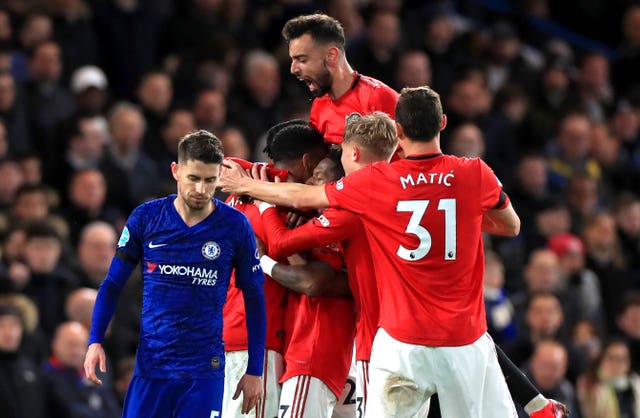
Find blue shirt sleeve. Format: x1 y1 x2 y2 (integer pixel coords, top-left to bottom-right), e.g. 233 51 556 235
89 207 145 345
233 215 266 376
88 253 137 344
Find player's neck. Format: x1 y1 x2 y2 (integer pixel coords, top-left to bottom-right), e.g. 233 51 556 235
173 197 214 227
329 63 356 100
400 137 442 158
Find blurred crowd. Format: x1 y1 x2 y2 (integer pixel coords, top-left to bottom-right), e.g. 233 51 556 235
0 0 639 417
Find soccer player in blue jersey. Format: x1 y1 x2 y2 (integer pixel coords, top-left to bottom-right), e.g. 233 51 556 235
84 130 267 417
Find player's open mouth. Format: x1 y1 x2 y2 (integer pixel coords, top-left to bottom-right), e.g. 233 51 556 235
299 76 314 90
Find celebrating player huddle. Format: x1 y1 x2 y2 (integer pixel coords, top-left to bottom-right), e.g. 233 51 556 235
84 12 568 418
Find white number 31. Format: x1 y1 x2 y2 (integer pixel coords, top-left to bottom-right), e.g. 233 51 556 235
396 199 456 261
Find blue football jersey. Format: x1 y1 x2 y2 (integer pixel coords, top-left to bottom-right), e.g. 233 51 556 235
116 195 264 379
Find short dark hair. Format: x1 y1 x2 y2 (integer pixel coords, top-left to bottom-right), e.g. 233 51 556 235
263 119 308 156
24 220 60 242
14 183 49 200
395 86 443 142
282 13 346 49
268 123 326 164
177 130 224 164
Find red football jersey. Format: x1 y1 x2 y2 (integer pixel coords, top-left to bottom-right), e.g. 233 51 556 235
325 154 507 346
262 207 378 361
310 73 398 144
277 245 356 398
222 197 287 353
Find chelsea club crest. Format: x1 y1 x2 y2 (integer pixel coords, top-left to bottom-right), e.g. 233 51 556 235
202 241 221 260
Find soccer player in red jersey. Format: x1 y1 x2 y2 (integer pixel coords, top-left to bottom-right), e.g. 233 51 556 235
234 112 568 418
250 113 569 418
220 87 520 417
226 121 356 418
221 121 327 418
257 116 397 416
282 13 398 145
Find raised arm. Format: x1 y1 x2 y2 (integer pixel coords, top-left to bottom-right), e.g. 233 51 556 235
221 159 329 210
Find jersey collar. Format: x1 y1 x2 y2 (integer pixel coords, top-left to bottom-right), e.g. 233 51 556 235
405 153 443 160
350 72 361 90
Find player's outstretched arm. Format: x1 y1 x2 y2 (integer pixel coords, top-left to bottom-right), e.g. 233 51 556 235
233 373 263 414
84 342 107 385
221 159 329 210
261 256 352 298
482 202 520 236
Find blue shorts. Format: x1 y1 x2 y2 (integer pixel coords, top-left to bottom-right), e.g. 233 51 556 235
123 376 224 418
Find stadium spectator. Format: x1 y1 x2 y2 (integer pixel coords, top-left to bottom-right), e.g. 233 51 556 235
60 168 123 246
347 7 402 86
577 337 640 418
20 221 78 339
64 287 97 331
0 303 50 418
519 340 581 418
393 49 432 91
581 212 634 333
615 293 640 374
43 321 120 418
484 250 517 345
136 70 172 158
45 0 100 81
23 40 75 160
0 72 32 153
74 221 117 289
227 49 289 152
98 101 160 212
193 88 227 134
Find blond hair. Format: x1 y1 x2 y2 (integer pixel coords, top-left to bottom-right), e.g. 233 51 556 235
343 111 397 160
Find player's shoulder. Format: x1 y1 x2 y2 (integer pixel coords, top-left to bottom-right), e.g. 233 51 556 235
133 195 173 217
215 199 252 225
437 154 484 169
359 74 392 90
358 75 397 94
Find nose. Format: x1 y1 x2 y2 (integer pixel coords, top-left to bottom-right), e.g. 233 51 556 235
195 181 206 194
290 61 298 75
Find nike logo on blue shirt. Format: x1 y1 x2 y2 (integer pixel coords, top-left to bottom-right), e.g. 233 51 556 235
149 242 167 248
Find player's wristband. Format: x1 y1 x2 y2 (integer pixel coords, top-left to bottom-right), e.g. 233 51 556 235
258 201 275 214
260 255 277 276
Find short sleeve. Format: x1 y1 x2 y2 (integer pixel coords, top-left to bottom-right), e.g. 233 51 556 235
478 159 505 212
324 166 373 215
116 205 145 261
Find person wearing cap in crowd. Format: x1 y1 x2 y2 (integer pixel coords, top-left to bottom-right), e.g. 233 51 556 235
49 65 110 182
70 65 110 119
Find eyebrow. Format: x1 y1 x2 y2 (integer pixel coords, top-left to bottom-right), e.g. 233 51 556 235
291 54 307 60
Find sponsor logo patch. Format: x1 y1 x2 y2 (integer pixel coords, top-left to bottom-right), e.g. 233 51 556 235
118 227 130 247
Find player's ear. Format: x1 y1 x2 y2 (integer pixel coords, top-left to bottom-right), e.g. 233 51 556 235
352 145 361 162
440 114 447 131
395 122 405 140
171 161 179 180
325 46 340 66
301 152 312 173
